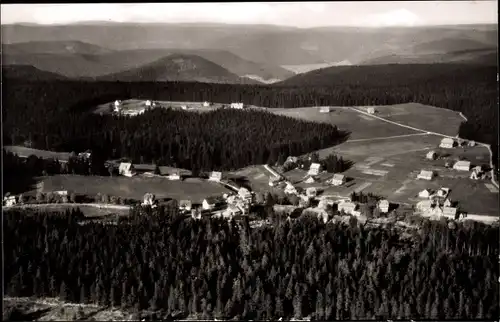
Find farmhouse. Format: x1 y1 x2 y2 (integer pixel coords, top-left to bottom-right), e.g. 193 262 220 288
439 138 456 149
367 107 376 114
308 163 322 176
203 101 211 107
306 187 318 197
208 171 223 182
338 202 357 215
418 189 432 199
181 105 188 110
319 106 331 113
378 199 390 213
3 193 17 207
417 170 434 180
191 209 202 220
284 183 298 195
304 176 316 184
168 172 181 181
145 100 152 107
142 193 156 207
230 102 244 109
179 200 193 211
416 200 433 212
202 196 225 210
468 140 476 147
426 151 438 160
118 162 136 177
238 187 253 203
443 206 458 219
54 190 68 196
453 160 471 172
329 174 346 186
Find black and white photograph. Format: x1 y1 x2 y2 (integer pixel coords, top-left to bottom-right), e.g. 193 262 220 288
2 1 499 321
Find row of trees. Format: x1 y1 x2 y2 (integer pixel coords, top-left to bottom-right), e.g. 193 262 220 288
4 206 499 320
4 63 497 169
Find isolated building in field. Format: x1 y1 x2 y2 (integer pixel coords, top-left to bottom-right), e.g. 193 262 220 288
417 170 434 181
453 160 471 172
168 172 181 181
329 174 346 186
378 199 390 213
439 138 456 149
319 106 331 113
179 200 193 212
304 176 316 184
230 102 244 109
202 196 225 211
145 100 152 107
203 101 211 107
418 189 432 199
142 193 156 207
443 206 458 219
306 187 318 197
468 140 476 147
118 162 136 177
308 163 322 176
367 107 376 114
208 171 222 182
181 105 188 110
3 193 17 207
338 202 357 215
426 151 438 160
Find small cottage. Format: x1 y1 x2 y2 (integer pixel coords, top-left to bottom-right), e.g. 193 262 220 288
142 193 156 206
203 101 211 107
145 100 152 107
222 205 242 218
329 174 346 186
308 163 322 176
306 187 318 197
284 183 298 195
439 138 456 149
319 106 331 113
378 199 390 213
417 170 434 181
468 140 476 147
418 189 432 199
191 208 202 220
426 151 438 160
453 160 471 172
443 199 452 207
230 102 244 109
208 171 223 182
118 162 136 177
238 187 253 202
179 200 192 211
304 176 316 184
168 172 181 181
367 107 376 114
181 105 188 110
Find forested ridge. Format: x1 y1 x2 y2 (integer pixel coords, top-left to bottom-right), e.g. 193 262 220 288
4 208 499 320
3 63 498 167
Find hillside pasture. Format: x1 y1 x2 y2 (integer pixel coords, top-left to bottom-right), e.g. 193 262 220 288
38 175 231 203
353 103 465 136
270 107 418 140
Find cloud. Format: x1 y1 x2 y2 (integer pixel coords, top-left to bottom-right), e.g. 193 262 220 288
363 8 424 27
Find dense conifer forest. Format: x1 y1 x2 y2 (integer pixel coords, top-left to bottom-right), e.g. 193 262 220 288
4 208 499 320
3 63 498 167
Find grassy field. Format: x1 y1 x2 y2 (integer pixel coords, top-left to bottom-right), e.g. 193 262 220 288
229 165 275 192
270 107 419 140
4 145 72 161
353 103 465 136
4 204 131 218
38 175 231 203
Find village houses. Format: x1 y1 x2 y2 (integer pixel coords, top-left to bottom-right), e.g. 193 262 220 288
418 189 432 199
306 187 318 198
3 193 17 207
439 137 456 149
378 199 390 213
304 176 316 184
168 172 181 181
284 182 298 195
443 206 458 219
338 201 358 215
230 102 244 109
367 107 376 114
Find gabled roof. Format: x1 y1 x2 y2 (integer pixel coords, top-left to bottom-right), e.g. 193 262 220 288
210 171 222 178
418 170 433 177
454 160 471 167
310 163 321 170
441 137 455 144
379 199 389 206
332 174 345 180
119 162 132 171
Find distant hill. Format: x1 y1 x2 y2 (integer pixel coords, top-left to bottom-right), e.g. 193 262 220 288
275 63 497 87
412 37 497 54
2 65 68 81
2 42 292 82
94 54 260 84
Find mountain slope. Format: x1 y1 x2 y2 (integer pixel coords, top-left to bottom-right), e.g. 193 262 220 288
1 40 114 55
94 54 259 84
2 65 68 81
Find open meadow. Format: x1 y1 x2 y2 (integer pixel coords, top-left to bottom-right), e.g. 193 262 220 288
37 174 231 203
4 145 72 161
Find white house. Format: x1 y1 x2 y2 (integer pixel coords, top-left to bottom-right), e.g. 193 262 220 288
308 163 322 176
304 176 316 184
319 106 331 113
142 193 156 207
230 102 244 109
114 100 122 112
443 206 458 219
443 199 452 207
417 170 434 180
238 187 253 203
416 200 433 212
203 101 211 107
168 172 181 181
145 100 152 107
367 107 376 114
179 200 192 211
118 162 136 177
470 170 481 180
418 189 432 199
378 199 390 213
338 202 357 215
426 151 438 160
439 138 456 149
284 183 298 195
3 194 17 207
436 187 450 198
453 160 471 172
181 105 188 110
468 140 476 147
208 171 222 182
306 187 318 197
329 174 346 186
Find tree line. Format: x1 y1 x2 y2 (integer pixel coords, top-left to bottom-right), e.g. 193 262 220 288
4 206 498 320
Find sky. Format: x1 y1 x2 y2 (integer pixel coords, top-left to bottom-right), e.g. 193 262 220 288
1 1 497 28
